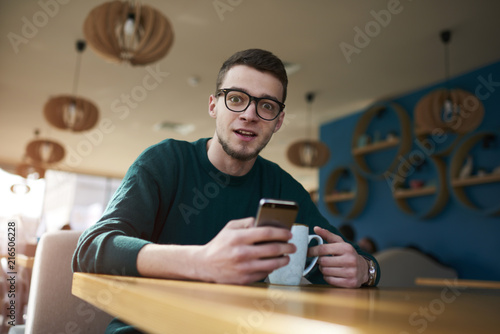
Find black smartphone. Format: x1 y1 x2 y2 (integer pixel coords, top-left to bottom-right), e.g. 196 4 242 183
254 198 299 230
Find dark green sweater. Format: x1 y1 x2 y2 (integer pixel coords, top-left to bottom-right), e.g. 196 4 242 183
72 138 379 332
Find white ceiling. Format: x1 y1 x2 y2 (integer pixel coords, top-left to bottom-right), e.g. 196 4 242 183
1 0 500 190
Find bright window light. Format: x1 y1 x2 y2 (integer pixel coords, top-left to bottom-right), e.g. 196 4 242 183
0 168 45 219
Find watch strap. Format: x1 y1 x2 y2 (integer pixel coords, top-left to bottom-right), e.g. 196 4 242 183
362 256 377 287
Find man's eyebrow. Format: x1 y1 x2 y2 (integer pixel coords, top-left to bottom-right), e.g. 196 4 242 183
228 86 281 102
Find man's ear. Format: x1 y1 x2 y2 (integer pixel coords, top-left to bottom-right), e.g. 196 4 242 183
208 94 217 118
273 111 285 133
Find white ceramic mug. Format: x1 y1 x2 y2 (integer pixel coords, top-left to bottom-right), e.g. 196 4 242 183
268 224 323 285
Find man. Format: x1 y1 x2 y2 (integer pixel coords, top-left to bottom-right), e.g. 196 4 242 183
73 49 379 332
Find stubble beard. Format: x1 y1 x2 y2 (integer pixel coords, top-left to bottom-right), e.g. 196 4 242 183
217 131 271 162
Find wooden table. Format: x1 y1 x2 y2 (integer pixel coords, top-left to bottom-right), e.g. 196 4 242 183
72 273 500 334
416 277 500 289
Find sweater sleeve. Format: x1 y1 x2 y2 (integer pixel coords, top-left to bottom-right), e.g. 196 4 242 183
72 164 162 276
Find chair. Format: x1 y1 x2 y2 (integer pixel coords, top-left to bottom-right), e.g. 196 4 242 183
8 230 113 333
374 247 457 288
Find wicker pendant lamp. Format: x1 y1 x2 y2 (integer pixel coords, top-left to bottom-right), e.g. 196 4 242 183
414 30 484 134
83 0 174 66
10 161 45 194
287 92 330 168
25 130 65 165
11 147 47 194
16 162 46 180
44 95 99 132
44 40 99 132
10 182 31 195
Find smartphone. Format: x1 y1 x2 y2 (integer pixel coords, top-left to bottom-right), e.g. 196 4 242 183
254 198 299 230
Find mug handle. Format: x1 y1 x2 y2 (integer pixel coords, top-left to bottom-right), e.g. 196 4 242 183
303 234 324 276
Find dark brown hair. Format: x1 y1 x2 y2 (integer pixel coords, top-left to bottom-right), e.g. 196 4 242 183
215 49 288 103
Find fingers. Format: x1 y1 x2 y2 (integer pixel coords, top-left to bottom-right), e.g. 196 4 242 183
231 257 290 285
306 227 366 288
245 226 293 245
204 218 298 284
244 255 291 273
317 253 358 269
222 252 292 285
226 217 255 229
308 226 354 257
318 265 357 286
226 219 293 244
313 226 343 243
252 241 296 259
320 259 363 288
309 241 351 257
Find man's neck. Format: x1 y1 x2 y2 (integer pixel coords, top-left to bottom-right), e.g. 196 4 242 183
206 138 256 176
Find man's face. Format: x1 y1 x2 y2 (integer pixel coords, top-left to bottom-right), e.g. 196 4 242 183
209 65 285 162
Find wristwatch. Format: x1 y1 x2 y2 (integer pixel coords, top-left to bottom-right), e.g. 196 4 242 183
363 257 377 287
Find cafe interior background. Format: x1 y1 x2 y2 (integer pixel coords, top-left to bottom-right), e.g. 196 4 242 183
1 0 500 311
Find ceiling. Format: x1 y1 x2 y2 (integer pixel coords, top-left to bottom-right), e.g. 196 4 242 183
1 0 500 190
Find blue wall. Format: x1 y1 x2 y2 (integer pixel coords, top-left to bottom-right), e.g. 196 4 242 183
318 60 500 280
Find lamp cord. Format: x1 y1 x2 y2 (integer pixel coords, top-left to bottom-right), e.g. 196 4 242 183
440 30 452 93
306 92 315 141
444 40 450 92
71 52 82 97
71 40 86 97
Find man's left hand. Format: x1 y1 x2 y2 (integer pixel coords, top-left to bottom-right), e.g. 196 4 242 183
308 226 369 288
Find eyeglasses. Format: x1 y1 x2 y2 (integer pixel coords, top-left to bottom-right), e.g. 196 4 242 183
216 88 285 121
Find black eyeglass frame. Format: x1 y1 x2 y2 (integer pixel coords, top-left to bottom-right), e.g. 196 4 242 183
216 88 285 121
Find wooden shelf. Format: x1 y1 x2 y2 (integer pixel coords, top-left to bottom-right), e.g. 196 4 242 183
324 192 355 203
451 173 500 187
414 127 464 157
324 166 368 219
352 137 400 155
414 127 429 137
392 156 448 219
449 131 500 216
351 103 412 179
393 186 437 199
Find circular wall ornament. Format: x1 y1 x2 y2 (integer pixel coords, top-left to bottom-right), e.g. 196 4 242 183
351 103 412 179
449 131 500 216
324 166 368 219
391 156 449 219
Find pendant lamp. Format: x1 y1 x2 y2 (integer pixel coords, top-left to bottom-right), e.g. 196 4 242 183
287 92 330 168
83 0 174 66
16 162 46 180
10 183 31 195
414 30 484 134
43 40 99 132
11 161 45 194
25 129 65 164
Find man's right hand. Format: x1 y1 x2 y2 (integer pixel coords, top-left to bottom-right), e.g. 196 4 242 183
195 218 295 284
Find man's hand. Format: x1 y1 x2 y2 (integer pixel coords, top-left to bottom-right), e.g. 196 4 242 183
196 218 296 285
308 226 369 288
